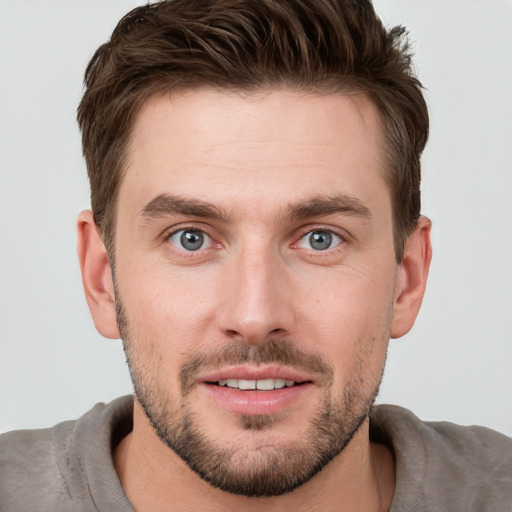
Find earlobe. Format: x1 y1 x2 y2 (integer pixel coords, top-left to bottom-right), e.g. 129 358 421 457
77 210 121 339
390 216 432 339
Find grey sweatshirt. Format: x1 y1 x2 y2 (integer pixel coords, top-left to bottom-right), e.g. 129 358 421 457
1 396 511 511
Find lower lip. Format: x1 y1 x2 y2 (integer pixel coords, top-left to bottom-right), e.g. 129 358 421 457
200 382 314 416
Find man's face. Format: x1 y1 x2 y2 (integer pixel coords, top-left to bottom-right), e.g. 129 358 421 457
113 89 399 496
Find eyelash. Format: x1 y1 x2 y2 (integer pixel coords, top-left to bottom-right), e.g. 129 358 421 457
292 227 346 254
163 225 348 260
164 225 221 259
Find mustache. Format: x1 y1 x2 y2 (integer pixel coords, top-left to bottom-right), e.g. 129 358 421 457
179 339 334 395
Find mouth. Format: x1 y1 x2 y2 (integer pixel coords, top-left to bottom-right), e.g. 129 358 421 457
209 378 306 390
198 367 316 416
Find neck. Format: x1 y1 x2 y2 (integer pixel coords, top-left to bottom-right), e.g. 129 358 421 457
114 403 395 512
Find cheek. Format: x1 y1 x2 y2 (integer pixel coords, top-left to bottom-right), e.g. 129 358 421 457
302 263 396 330
299 265 395 374
118 258 217 328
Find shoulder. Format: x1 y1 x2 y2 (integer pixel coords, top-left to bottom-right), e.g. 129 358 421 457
371 404 512 466
0 396 133 512
371 405 512 512
0 419 77 510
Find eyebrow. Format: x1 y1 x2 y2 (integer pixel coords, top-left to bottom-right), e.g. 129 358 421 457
282 195 372 222
138 193 229 224
138 192 371 225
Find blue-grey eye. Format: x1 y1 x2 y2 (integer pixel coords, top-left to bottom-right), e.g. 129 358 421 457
297 230 342 251
169 229 212 251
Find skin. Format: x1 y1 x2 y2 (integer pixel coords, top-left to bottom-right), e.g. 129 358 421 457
78 88 432 511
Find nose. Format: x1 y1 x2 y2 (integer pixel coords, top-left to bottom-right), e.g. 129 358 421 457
215 242 294 345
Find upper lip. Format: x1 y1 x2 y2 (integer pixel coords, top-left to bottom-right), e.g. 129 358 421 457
198 365 316 384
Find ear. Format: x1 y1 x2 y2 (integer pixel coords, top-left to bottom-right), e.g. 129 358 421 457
77 210 120 339
390 216 432 339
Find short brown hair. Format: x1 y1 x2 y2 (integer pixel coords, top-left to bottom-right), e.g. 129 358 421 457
77 0 428 262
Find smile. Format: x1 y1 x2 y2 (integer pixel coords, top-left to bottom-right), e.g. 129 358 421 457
214 378 298 390
200 369 315 416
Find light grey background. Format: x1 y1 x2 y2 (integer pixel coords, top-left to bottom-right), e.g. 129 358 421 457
1 1 511 435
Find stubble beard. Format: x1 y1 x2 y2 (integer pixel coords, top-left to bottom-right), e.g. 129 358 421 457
116 299 386 497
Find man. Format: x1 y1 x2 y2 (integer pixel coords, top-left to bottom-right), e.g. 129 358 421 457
0 0 510 510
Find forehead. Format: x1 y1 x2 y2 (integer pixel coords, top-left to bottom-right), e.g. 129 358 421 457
120 88 388 218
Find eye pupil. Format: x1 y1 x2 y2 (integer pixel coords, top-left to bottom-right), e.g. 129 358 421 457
309 231 332 250
181 230 204 250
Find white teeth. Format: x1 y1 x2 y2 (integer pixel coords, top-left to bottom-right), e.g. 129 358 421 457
274 379 286 389
256 379 274 390
216 378 297 390
238 379 256 390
